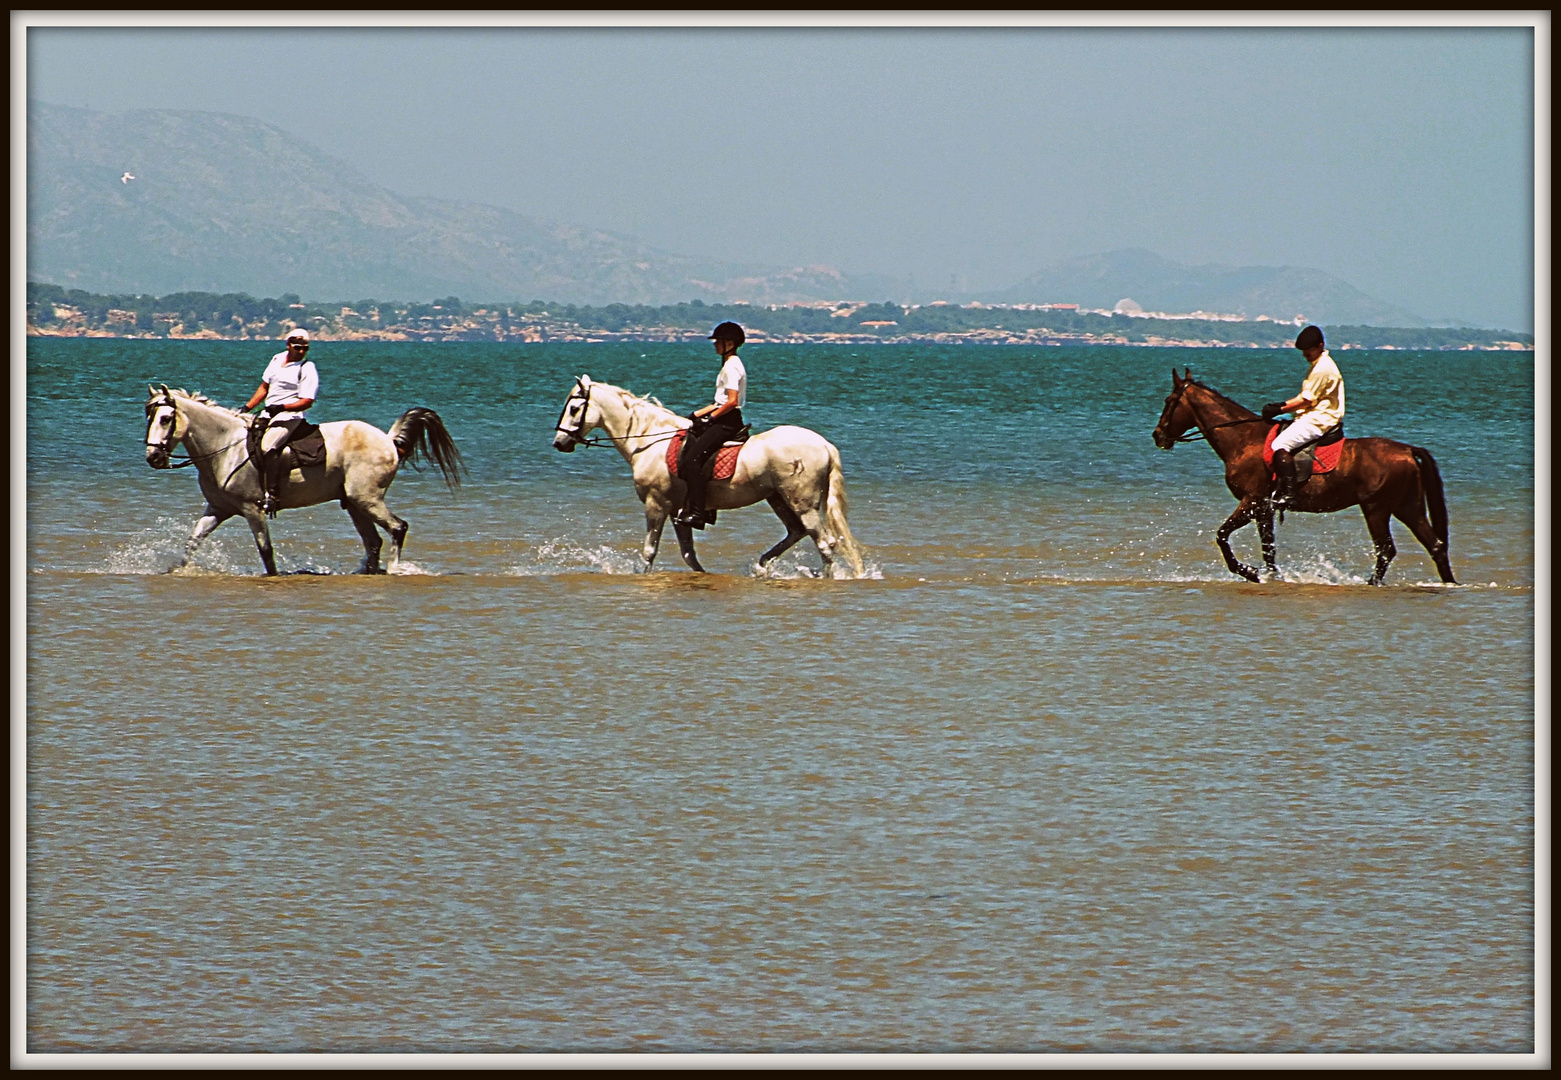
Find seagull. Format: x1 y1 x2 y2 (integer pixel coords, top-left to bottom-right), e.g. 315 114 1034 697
121 172 135 184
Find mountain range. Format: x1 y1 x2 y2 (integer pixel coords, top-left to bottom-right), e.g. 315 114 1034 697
27 100 1440 325
989 249 1435 327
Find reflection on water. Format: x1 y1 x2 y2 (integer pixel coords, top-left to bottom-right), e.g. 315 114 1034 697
26 342 1535 1052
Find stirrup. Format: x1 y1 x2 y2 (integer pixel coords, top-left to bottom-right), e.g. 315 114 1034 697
260 491 279 518
1268 489 1292 523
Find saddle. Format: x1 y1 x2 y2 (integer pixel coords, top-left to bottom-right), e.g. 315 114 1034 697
249 414 327 470
1263 421 1344 482
666 427 748 481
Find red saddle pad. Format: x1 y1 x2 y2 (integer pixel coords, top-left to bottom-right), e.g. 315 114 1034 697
1263 424 1345 474
667 430 743 481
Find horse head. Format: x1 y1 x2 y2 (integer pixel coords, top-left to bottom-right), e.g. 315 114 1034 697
552 375 596 453
144 384 186 468
1152 369 1197 450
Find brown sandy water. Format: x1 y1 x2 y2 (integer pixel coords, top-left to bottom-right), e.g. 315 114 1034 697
25 341 1536 1052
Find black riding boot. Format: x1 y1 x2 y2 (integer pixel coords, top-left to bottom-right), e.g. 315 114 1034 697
676 414 741 528
260 451 282 517
1271 449 1298 510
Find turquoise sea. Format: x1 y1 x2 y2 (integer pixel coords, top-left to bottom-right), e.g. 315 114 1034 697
25 340 1536 1053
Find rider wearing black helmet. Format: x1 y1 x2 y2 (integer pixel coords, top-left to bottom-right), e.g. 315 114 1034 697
675 320 747 528
1261 325 1345 509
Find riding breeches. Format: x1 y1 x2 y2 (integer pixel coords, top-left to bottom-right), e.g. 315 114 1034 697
1271 415 1337 454
680 410 743 511
260 417 304 455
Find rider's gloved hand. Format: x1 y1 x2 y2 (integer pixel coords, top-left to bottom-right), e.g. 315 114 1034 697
1261 401 1286 422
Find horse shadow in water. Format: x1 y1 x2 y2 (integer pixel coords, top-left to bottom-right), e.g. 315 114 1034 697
1151 369 1455 585
144 385 464 575
552 375 864 576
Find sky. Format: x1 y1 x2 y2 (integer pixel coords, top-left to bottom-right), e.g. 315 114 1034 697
22 16 1542 330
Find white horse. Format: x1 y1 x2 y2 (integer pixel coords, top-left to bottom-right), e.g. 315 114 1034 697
143 385 464 575
552 375 864 575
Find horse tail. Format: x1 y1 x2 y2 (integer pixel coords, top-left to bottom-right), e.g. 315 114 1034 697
824 441 865 578
389 407 466 488
1412 445 1450 547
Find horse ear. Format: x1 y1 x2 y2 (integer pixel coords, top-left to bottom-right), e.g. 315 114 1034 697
579 374 592 391
1171 368 1182 386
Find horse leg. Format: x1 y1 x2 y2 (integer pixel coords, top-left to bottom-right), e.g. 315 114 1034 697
1361 504 1397 585
786 503 838 573
673 520 706 572
1214 499 1262 582
170 504 231 571
347 495 407 569
242 510 279 576
1392 505 1448 586
758 495 809 567
642 503 669 571
1255 503 1278 576
1394 503 1457 584
344 502 386 574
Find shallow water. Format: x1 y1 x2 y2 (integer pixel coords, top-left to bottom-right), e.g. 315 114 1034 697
25 341 1536 1052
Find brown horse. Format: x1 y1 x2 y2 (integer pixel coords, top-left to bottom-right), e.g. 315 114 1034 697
1151 369 1455 585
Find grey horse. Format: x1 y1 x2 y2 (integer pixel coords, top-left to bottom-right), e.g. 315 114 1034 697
552 375 863 575
144 385 463 574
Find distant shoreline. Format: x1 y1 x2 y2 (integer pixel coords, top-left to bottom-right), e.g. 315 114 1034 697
23 325 1537 351
25 284 1534 352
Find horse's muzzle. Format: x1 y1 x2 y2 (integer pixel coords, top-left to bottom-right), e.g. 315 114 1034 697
552 433 576 452
1152 429 1173 450
146 446 171 468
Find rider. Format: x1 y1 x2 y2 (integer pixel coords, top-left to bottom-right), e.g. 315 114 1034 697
243 327 319 515
1261 324 1344 509
674 320 747 528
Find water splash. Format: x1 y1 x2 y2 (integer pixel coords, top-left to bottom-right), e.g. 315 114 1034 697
1274 554 1369 586
507 538 643 576
105 516 259 576
749 551 885 581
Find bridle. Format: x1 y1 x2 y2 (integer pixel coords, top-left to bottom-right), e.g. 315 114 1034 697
1161 380 1266 444
553 377 687 453
553 376 593 449
144 390 251 471
144 391 190 467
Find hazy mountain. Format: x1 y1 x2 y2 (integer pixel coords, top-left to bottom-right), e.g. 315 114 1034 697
29 101 1436 325
986 248 1435 327
26 100 900 306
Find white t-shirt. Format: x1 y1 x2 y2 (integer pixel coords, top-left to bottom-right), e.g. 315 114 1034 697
261 353 320 417
714 355 746 409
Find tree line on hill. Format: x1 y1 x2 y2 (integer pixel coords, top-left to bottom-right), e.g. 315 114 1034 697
25 283 1533 350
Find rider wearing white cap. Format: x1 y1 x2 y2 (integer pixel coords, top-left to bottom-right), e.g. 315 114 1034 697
244 327 319 515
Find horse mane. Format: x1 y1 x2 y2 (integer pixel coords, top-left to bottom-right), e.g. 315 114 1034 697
163 387 248 418
607 384 681 424
1182 376 1256 416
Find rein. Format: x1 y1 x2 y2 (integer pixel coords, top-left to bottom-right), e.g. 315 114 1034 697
570 430 685 450
1173 415 1269 443
146 396 253 471
1167 382 1269 443
162 435 251 468
555 378 688 453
